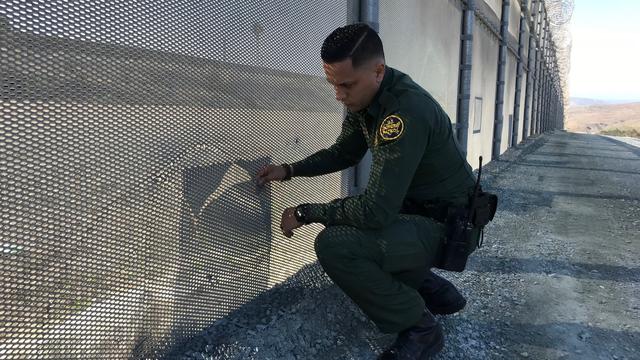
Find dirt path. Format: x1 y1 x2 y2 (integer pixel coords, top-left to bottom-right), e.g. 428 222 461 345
174 131 639 360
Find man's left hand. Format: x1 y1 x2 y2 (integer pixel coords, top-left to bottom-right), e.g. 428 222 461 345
280 207 303 238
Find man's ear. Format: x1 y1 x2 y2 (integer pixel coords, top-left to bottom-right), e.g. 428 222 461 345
375 61 385 83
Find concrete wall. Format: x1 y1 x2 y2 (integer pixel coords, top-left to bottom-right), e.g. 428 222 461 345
484 0 502 19
509 0 521 39
467 20 499 169
518 70 528 143
502 51 518 152
523 21 530 64
379 0 463 121
500 0 521 153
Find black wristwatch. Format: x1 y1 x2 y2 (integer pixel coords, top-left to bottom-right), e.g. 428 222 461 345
280 163 293 182
294 204 309 224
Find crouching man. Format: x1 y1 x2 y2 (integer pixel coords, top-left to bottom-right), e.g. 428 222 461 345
257 23 479 359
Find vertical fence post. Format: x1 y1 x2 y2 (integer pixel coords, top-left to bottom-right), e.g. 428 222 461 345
553 91 556 131
539 44 544 134
544 22 550 133
346 0 360 196
532 4 544 135
522 0 536 140
552 37 560 130
543 10 550 133
556 51 561 130
512 0 528 147
532 0 542 136
544 70 549 132
359 0 379 31
545 39 551 132
351 0 379 195
456 0 476 158
491 0 510 160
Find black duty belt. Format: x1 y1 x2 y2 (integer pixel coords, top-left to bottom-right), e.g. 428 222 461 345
400 199 450 223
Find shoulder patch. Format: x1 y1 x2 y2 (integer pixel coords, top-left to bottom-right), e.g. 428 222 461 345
379 115 405 142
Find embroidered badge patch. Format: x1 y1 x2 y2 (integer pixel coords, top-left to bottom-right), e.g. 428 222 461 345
379 115 405 141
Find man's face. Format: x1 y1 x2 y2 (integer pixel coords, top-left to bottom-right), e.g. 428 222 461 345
323 58 385 112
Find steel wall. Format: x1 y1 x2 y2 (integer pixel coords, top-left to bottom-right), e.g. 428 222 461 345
0 0 348 358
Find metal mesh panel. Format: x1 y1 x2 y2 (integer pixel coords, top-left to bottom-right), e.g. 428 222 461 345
0 1 348 358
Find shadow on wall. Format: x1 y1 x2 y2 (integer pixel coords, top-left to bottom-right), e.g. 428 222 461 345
12 157 275 359
172 158 273 343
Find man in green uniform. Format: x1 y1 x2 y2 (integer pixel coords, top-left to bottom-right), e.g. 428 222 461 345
256 23 478 359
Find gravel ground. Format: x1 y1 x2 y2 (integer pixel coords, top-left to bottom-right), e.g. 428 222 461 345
170 131 640 360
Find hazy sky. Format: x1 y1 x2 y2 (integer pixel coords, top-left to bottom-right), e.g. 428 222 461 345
569 0 640 101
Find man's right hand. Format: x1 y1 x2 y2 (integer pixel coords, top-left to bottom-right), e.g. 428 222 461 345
256 164 287 186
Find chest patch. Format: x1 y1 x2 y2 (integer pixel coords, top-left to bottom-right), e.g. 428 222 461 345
379 115 405 141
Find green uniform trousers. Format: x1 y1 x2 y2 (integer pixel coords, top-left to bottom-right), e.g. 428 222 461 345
314 214 446 333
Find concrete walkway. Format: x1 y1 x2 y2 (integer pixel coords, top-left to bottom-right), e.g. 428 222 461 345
459 131 640 359
176 131 639 360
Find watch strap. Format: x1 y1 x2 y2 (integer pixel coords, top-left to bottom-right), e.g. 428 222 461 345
280 163 293 181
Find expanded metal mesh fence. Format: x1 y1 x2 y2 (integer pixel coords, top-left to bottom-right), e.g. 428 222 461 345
0 0 349 358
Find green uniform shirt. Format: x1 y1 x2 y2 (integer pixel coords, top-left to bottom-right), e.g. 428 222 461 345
292 66 476 229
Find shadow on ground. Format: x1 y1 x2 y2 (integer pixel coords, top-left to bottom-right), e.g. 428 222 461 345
467 255 640 283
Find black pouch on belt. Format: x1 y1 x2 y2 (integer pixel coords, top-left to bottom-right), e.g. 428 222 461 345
434 206 474 272
434 156 499 272
469 191 498 227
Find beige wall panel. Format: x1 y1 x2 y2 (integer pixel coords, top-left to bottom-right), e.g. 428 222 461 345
509 0 521 38
484 0 502 19
379 0 463 122
467 22 499 169
523 23 530 59
501 52 518 153
518 70 528 143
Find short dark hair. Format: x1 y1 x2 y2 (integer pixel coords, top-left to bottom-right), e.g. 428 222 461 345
321 23 385 68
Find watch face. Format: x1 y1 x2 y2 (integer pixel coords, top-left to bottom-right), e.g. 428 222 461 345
295 206 306 223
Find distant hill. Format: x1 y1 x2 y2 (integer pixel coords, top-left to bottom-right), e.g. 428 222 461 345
566 102 640 138
570 97 610 107
569 97 640 107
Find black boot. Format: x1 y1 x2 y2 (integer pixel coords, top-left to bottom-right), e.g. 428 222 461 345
377 309 444 360
418 270 466 315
